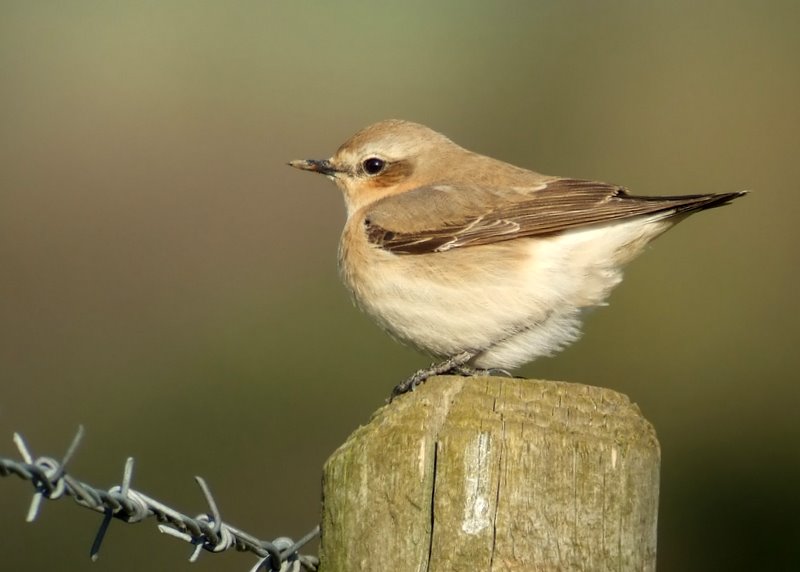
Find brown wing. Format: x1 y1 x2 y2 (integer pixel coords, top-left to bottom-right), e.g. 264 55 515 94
365 178 745 255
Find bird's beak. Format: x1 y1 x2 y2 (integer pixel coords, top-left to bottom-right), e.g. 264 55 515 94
288 159 340 176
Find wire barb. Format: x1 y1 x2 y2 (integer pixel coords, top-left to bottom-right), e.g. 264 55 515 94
0 429 319 571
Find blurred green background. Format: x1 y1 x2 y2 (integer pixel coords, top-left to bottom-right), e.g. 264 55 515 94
1 1 797 570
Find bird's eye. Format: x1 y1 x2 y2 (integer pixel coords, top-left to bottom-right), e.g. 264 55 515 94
362 157 386 175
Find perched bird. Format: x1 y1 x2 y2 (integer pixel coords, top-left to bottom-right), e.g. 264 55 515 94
289 120 745 398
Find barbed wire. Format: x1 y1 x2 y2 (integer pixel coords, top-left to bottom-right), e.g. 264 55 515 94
0 426 319 571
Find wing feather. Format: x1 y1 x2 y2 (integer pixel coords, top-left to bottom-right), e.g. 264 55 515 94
364 178 744 255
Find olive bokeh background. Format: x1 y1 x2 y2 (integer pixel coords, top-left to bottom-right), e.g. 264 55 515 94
1 2 798 570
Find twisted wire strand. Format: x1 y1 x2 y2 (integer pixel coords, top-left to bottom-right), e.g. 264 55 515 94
0 427 319 571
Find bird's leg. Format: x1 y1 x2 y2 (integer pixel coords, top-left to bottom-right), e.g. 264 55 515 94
389 351 474 401
452 366 517 378
451 364 478 376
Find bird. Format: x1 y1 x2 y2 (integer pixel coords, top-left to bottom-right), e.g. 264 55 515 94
289 119 746 398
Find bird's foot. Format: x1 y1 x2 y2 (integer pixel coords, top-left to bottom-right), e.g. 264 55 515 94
450 365 516 378
389 351 473 402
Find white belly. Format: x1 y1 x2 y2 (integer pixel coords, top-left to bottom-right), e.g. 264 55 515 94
340 216 673 369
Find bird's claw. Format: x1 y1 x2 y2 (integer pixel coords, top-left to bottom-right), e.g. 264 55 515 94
388 351 475 402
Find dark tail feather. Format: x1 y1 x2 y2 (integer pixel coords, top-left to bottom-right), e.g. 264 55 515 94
675 190 748 214
637 190 748 217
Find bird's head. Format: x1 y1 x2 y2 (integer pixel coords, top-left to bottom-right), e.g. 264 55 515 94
289 119 465 215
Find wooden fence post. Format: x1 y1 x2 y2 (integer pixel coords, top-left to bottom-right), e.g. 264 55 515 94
319 375 660 571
